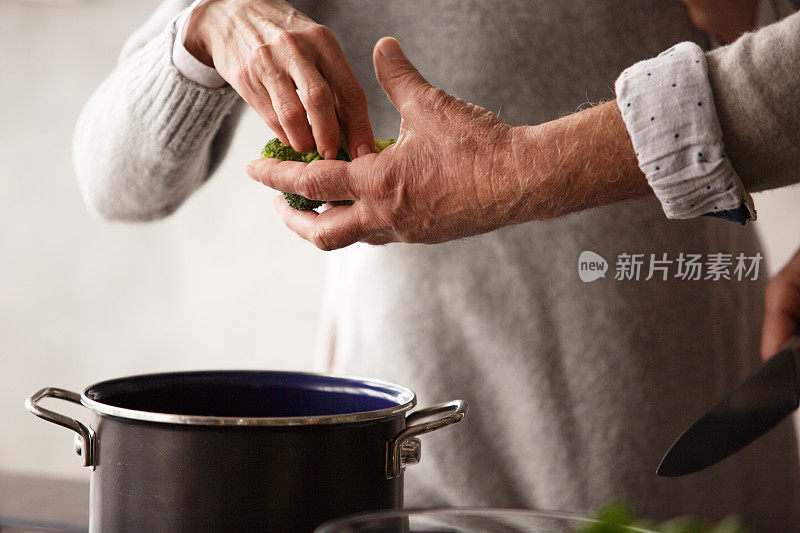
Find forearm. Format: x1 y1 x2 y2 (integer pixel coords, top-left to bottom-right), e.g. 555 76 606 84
511 100 651 223
73 0 242 221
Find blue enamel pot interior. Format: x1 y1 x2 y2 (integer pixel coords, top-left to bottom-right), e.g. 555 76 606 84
81 370 417 424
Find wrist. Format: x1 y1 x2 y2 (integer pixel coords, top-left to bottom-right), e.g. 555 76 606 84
509 125 550 222
510 121 589 222
184 2 214 67
510 102 651 223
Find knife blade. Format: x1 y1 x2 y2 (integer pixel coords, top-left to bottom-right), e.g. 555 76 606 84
657 336 800 477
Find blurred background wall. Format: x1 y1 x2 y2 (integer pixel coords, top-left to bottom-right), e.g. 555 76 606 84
1 0 799 483
1 0 326 482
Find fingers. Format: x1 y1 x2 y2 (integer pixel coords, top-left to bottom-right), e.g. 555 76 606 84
235 67 290 146
372 37 433 114
273 196 368 251
249 31 347 158
262 65 315 152
205 3 357 157
315 32 375 158
248 158 355 202
291 66 340 158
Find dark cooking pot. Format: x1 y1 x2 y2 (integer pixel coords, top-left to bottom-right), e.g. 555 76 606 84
26 371 467 532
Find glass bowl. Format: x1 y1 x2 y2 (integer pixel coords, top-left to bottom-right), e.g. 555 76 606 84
314 507 657 533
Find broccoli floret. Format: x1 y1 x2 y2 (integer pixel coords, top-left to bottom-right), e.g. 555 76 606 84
576 502 749 533
374 138 395 152
260 138 306 162
259 135 396 210
283 193 326 211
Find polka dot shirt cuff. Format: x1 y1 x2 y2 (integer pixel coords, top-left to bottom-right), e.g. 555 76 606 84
615 42 756 225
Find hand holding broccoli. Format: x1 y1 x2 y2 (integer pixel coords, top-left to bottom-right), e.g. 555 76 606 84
248 37 651 251
260 136 395 211
247 37 520 250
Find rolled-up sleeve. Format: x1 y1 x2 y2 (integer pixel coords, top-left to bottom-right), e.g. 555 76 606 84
615 42 755 225
615 1 800 225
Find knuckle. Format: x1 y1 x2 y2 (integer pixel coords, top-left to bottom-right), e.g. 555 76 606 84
255 102 281 127
386 68 415 96
298 181 320 201
239 59 261 88
305 83 333 109
266 117 284 136
277 102 305 127
373 177 397 201
306 24 335 45
310 225 335 251
296 168 321 200
337 80 366 105
248 46 274 72
273 30 298 50
419 87 453 113
236 62 251 83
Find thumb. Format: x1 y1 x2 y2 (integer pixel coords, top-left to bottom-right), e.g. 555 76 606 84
373 37 433 113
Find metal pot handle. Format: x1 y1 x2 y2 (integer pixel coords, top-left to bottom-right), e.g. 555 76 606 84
25 387 95 468
387 399 468 478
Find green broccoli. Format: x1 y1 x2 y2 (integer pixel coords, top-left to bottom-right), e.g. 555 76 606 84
260 135 396 210
576 502 748 533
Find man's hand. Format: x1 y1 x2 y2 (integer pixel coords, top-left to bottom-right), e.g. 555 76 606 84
761 248 800 360
248 37 521 249
678 0 758 43
184 0 374 159
248 37 652 251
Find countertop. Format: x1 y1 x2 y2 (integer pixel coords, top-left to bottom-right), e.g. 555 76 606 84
0 472 88 532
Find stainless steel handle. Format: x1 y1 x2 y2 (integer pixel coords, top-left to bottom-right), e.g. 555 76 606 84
387 399 468 478
25 387 95 468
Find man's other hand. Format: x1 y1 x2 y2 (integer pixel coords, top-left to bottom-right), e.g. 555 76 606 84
762 248 800 359
185 0 374 160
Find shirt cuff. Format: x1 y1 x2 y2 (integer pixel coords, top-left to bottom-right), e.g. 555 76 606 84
615 42 755 225
172 0 227 89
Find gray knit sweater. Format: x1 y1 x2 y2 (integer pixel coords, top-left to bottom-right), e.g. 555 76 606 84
73 1 800 528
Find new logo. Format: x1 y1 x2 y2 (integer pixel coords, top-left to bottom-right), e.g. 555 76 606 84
578 251 608 282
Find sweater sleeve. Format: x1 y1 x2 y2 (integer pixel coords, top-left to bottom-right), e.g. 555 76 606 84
706 8 800 193
73 0 244 221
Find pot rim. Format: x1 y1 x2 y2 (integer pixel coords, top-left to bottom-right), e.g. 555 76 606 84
80 370 418 426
